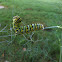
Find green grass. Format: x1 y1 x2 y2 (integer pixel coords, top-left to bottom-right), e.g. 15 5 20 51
0 0 62 62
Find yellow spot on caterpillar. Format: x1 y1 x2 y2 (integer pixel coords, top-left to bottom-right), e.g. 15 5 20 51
40 25 41 29
32 27 33 31
36 26 37 29
27 29 28 32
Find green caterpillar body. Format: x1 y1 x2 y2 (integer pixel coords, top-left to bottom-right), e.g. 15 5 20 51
13 16 44 34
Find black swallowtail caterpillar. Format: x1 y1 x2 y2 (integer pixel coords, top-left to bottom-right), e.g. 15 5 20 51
13 16 44 35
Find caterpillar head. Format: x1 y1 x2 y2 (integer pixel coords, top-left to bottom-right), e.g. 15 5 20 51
13 16 22 23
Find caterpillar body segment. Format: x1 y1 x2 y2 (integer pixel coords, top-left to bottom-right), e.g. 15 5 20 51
13 16 22 29
14 24 44 34
13 16 44 35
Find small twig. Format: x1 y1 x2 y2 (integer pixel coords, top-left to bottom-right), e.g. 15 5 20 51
0 31 7 32
29 32 34 41
23 34 31 41
0 40 9 44
60 46 62 62
0 35 14 37
10 24 12 41
44 26 62 29
0 25 7 31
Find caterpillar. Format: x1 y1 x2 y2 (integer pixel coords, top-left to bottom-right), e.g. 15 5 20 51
13 16 44 34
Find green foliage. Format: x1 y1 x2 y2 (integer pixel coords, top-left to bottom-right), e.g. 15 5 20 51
0 0 62 62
